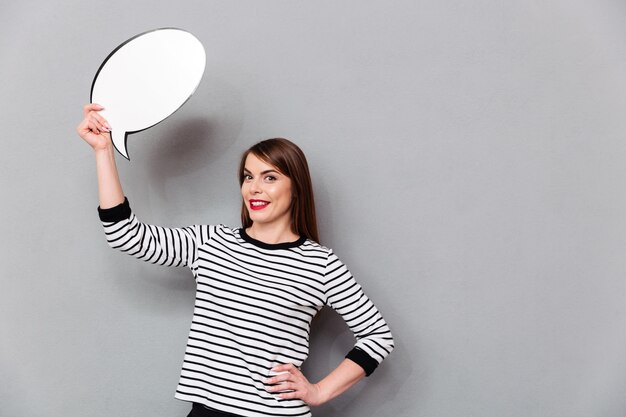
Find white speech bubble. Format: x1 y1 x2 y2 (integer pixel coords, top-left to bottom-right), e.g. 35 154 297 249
90 28 206 160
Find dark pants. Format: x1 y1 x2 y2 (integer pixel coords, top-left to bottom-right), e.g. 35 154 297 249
187 403 243 417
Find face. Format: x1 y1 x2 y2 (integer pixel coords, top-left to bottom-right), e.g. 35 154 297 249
241 153 293 230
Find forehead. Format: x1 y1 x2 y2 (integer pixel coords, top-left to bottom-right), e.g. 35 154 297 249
244 153 280 173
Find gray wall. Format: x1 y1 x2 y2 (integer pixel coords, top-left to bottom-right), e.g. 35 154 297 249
2 1 626 416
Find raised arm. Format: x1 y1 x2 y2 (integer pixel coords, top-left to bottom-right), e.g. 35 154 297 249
76 103 124 208
78 103 204 272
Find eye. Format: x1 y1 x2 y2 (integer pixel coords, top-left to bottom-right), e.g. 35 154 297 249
243 174 253 181
264 175 277 182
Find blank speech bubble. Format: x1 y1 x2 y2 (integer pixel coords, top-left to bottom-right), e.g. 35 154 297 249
90 28 206 160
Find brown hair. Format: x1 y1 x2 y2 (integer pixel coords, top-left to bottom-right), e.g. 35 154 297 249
238 138 320 243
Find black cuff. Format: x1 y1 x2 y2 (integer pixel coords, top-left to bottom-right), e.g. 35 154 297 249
345 347 379 377
98 197 131 222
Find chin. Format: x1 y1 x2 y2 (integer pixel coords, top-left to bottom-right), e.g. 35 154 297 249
248 213 269 223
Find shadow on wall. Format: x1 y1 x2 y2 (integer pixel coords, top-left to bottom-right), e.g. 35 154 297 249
137 75 245 204
117 114 241 217
147 116 229 182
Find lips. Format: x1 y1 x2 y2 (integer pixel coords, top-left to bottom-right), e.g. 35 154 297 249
249 199 270 211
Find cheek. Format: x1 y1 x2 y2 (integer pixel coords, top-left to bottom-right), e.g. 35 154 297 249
280 181 293 204
272 186 291 204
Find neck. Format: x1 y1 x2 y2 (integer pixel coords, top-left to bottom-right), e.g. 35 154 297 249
246 222 299 245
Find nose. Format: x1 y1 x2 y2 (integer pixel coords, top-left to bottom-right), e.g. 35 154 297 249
249 177 262 194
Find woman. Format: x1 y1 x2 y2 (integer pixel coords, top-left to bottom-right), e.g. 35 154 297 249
78 103 394 417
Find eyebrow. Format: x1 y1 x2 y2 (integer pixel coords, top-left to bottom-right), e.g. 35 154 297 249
243 168 281 175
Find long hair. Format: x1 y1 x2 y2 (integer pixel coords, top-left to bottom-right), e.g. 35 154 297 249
238 138 320 243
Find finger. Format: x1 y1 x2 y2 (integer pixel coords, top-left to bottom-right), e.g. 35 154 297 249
275 382 297 392
85 119 104 135
264 376 285 386
88 110 111 128
89 115 110 132
271 363 297 374
83 103 104 116
76 118 89 133
275 390 299 400
266 382 296 395
86 118 103 133
271 374 293 385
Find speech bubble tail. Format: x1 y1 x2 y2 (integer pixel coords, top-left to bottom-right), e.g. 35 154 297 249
111 130 130 160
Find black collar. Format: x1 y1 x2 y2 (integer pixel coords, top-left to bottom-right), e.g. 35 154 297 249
239 228 306 250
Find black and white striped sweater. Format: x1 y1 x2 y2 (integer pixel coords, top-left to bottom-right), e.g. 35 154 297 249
99 198 394 417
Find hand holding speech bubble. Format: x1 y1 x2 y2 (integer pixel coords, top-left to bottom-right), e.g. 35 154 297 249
90 28 206 160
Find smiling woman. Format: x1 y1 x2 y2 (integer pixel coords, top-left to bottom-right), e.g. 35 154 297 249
241 153 296 243
78 105 394 417
239 138 319 245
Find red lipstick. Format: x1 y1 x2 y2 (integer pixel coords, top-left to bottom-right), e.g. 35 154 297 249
249 199 270 211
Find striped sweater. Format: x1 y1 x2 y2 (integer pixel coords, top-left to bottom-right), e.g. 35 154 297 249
99 198 394 417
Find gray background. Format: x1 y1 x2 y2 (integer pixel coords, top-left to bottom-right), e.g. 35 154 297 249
2 1 626 416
